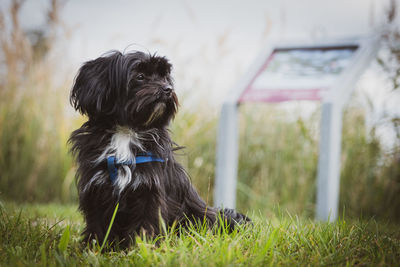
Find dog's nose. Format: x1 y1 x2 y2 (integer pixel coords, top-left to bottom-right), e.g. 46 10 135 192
163 87 173 96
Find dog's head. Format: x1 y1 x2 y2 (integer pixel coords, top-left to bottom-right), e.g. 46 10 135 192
71 51 178 129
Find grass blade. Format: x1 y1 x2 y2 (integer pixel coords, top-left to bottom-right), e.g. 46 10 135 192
57 225 70 252
100 202 119 252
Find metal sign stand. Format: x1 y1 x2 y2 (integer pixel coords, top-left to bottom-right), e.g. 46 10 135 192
214 36 380 221
316 101 343 221
215 101 239 207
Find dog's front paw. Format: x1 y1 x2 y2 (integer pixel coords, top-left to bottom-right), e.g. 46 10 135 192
218 208 252 231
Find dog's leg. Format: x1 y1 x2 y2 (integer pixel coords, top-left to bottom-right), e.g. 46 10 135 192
78 185 122 248
182 189 252 232
169 162 251 231
81 208 108 246
112 186 167 245
184 186 218 226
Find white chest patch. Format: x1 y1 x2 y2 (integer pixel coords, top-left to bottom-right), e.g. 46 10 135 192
111 127 141 162
93 126 146 193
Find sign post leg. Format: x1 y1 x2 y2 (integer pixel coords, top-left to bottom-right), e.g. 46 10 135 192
316 102 343 221
214 102 239 209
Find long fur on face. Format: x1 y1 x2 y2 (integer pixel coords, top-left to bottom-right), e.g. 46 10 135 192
69 51 250 248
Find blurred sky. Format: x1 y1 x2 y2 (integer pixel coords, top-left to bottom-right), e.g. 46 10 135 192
19 0 387 56
2 0 399 144
14 0 392 99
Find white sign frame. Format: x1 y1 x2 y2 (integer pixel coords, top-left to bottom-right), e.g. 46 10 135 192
214 36 380 221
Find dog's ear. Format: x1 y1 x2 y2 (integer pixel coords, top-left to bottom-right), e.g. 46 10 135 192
70 52 125 117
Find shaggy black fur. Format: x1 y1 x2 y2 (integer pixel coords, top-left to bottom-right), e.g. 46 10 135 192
69 51 250 248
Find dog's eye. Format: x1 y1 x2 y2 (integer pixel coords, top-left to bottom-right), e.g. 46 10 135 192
137 73 145 81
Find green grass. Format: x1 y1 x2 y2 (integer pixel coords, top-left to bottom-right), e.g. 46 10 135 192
1 201 399 266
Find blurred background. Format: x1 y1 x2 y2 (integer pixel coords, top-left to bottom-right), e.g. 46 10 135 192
0 0 399 222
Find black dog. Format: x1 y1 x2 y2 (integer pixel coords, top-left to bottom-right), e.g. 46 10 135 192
69 51 250 247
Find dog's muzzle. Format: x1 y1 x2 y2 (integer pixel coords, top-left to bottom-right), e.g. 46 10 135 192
162 86 173 97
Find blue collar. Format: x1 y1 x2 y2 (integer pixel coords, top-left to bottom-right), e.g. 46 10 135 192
107 152 165 184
